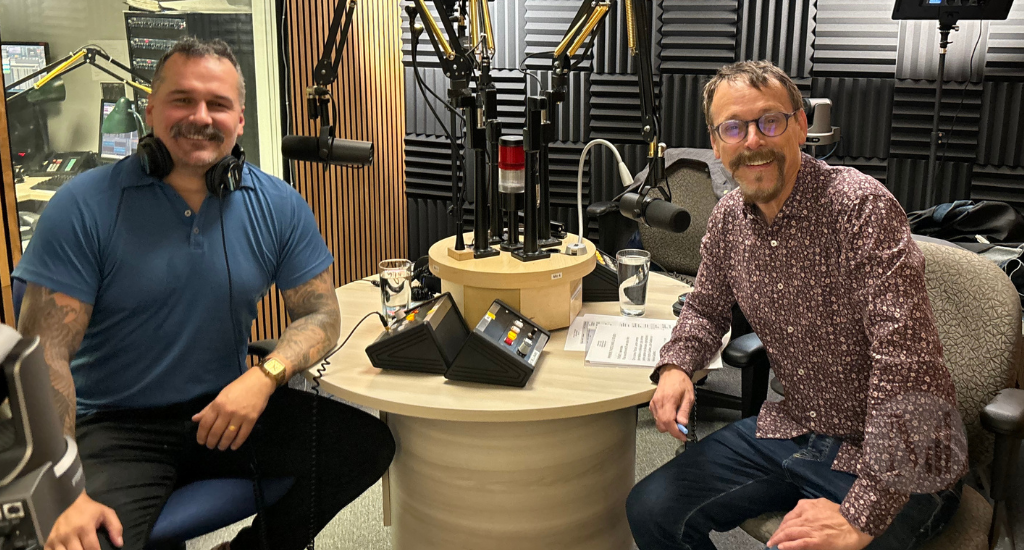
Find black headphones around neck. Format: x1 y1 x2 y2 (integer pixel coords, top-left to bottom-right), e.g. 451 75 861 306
137 133 246 198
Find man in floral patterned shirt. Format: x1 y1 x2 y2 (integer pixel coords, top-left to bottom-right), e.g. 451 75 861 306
626 61 967 550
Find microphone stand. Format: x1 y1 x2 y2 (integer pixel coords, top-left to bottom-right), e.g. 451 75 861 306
537 1 611 248
927 21 957 191
412 0 493 259
513 96 551 262
617 0 671 226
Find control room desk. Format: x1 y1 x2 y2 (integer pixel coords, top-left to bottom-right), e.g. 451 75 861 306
314 273 689 550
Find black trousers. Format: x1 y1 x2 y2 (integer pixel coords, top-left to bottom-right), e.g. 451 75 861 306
75 387 396 550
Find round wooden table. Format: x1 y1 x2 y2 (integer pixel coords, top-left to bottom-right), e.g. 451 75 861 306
315 273 688 550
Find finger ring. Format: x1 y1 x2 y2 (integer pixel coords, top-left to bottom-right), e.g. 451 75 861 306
228 425 238 431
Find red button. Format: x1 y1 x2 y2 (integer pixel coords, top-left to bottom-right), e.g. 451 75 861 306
504 337 514 345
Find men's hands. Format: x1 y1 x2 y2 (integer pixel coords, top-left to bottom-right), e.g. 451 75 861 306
649 365 695 442
767 498 874 550
46 491 123 550
192 368 276 450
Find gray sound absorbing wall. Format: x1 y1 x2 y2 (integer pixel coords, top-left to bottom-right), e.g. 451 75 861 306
896 20 988 82
737 0 815 78
813 0 898 77
659 0 738 74
811 78 894 159
978 81 1024 166
401 0 1024 259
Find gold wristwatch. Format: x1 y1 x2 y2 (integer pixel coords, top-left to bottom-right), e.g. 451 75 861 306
258 358 288 387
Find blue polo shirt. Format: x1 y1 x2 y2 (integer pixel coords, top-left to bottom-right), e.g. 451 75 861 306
13 156 334 414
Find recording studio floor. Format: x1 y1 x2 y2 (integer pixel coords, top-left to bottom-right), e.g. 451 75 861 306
187 366 1023 550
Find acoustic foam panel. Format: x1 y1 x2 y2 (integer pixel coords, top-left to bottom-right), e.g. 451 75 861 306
896 20 988 82
592 0 663 75
660 73 713 149
890 79 982 161
825 157 889 187
659 0 739 74
524 0 593 71
408 197 458 259
977 81 1024 167
810 78 895 159
405 134 463 199
490 0 528 71
589 73 660 143
971 165 1024 211
985 1 1024 80
737 0 814 78
812 0 899 78
886 157 973 213
405 67 460 137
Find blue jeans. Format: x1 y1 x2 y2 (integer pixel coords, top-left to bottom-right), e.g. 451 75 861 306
626 416 962 550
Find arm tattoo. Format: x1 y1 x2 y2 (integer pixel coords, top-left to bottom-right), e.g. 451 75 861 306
275 268 341 376
17 284 92 438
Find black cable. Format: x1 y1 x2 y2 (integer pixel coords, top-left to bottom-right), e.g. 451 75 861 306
305 309 387 550
518 50 551 87
411 34 461 144
939 26 984 166
219 197 271 550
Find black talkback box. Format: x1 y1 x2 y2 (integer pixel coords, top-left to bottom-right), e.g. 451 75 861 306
445 300 551 387
583 248 619 302
365 293 469 374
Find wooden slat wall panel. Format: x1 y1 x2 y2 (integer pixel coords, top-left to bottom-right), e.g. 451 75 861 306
0 71 23 327
250 0 407 344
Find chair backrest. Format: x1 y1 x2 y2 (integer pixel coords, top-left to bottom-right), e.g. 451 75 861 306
919 240 1023 468
637 154 722 277
12 277 26 326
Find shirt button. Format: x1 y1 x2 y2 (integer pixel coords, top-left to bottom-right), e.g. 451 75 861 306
193 227 200 234
777 283 784 290
185 210 192 217
809 411 817 418
770 240 778 247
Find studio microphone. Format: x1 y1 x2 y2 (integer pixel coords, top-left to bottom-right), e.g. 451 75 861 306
281 134 374 167
619 192 691 234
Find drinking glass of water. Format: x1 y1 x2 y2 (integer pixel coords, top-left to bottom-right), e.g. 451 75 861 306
379 259 413 321
616 249 651 317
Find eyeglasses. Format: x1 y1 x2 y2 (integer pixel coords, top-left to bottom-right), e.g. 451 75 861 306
710 110 800 144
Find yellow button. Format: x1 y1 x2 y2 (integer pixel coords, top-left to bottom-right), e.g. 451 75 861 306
486 312 495 319
508 331 516 339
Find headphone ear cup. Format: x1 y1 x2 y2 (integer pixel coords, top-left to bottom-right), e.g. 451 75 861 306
137 134 173 179
205 144 246 198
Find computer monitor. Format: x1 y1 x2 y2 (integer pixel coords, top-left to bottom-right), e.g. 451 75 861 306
99 99 140 161
1 42 49 94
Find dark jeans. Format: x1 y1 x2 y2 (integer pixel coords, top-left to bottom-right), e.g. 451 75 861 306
626 416 962 550
75 387 395 550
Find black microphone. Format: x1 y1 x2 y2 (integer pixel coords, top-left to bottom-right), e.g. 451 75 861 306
619 192 691 233
281 134 374 167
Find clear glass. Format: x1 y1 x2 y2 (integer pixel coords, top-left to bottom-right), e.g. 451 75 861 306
379 259 414 320
712 110 798 144
616 249 651 317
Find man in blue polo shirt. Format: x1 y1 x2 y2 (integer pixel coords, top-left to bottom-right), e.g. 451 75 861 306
15 38 394 550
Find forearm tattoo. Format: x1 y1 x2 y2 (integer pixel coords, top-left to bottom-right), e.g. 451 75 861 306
276 269 342 375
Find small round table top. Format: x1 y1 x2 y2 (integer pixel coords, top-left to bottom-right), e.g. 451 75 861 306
312 272 690 422
428 234 597 289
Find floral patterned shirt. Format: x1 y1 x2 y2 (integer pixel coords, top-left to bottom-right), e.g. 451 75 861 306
654 153 967 536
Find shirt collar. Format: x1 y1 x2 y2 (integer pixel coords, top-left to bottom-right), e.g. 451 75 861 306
741 152 822 222
121 153 255 190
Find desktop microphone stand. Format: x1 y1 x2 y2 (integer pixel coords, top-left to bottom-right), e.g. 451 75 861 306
513 96 551 262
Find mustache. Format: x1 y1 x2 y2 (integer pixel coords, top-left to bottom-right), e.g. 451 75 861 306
169 121 225 143
729 148 781 172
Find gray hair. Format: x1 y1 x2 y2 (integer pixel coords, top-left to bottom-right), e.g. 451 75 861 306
150 37 245 107
702 60 802 129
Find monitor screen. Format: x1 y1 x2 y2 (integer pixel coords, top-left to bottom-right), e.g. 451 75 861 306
99 100 140 161
2 42 48 93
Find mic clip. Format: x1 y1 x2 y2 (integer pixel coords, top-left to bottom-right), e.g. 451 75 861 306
317 124 335 163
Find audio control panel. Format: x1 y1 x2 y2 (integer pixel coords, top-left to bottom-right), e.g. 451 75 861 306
445 300 550 387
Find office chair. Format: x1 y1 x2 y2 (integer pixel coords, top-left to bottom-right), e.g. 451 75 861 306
733 240 1024 550
10 277 295 550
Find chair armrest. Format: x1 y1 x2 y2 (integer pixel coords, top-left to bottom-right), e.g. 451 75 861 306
586 201 620 219
247 339 277 359
982 388 1024 438
722 333 768 369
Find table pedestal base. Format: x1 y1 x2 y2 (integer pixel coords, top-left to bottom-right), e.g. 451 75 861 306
386 409 637 550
